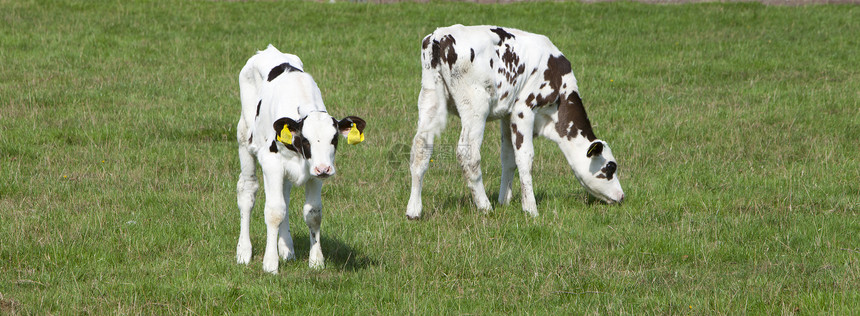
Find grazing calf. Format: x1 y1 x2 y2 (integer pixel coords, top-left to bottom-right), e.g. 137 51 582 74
236 45 366 273
406 25 624 219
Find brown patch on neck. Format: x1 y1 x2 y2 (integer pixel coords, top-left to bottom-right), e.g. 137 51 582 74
528 55 573 109
555 91 596 142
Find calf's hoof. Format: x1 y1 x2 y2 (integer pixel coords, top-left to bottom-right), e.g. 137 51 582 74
262 257 279 274
236 243 252 264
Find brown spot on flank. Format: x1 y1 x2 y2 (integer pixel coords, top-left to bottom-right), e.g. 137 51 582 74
500 91 509 100
511 123 524 150
422 35 431 50
517 112 524 119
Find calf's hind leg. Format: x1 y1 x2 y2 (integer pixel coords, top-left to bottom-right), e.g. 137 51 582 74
236 143 258 265
406 86 448 219
456 113 492 212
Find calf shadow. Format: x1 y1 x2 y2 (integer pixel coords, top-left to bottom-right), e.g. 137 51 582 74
428 191 549 217
287 232 378 271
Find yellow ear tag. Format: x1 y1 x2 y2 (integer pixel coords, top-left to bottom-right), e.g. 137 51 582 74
347 123 364 145
277 127 293 145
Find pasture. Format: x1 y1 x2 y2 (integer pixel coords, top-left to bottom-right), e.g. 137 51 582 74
1 0 858 313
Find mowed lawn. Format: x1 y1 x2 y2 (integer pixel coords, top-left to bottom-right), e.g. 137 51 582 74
1 0 858 313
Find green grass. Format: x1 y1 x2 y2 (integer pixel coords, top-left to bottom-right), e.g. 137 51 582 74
1 0 858 313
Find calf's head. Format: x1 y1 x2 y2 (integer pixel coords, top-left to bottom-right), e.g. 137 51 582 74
273 112 366 179
564 140 625 204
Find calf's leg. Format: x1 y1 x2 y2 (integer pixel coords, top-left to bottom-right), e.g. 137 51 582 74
236 144 258 264
406 86 448 219
498 116 516 205
260 161 289 274
303 178 324 269
510 111 539 216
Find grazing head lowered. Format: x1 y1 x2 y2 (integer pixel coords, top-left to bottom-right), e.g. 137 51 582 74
406 25 624 219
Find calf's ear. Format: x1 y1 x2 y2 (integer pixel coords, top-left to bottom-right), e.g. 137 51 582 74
273 117 302 145
338 116 366 145
586 141 604 158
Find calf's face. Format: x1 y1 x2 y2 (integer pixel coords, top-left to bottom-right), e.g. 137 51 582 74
273 112 366 179
573 141 625 204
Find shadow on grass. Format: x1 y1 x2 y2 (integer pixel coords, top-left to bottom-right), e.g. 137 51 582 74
288 232 379 271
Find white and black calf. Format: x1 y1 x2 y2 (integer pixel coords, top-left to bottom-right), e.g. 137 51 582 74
406 25 624 219
235 45 366 273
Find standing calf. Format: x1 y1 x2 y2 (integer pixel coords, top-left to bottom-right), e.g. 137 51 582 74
236 45 366 273
406 25 624 219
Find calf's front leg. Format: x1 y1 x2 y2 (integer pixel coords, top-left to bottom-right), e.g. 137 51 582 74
498 116 517 205
510 112 539 217
457 115 492 212
261 163 289 274
304 178 324 269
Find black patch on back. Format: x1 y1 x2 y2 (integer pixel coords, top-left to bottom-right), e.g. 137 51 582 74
256 100 261 117
267 62 302 82
470 48 475 62
269 140 279 153
490 27 515 44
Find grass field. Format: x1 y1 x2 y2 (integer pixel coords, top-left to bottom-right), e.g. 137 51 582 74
1 0 858 314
